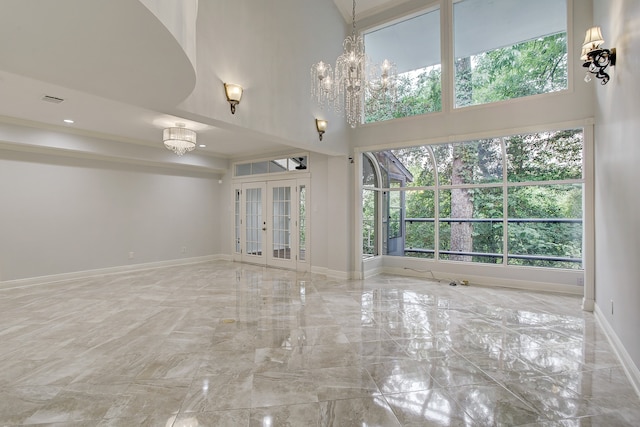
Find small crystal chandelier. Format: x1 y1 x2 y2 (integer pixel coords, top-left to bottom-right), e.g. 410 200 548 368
311 0 397 128
163 123 196 156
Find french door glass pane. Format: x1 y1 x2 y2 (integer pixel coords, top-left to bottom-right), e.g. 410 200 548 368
299 185 307 261
235 189 241 253
272 186 291 260
245 188 262 255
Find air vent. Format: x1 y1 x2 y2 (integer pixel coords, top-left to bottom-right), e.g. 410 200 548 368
41 95 65 104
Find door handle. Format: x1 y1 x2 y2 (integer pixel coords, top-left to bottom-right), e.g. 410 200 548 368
262 227 267 231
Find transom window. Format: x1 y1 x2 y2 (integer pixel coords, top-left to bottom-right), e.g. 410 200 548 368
363 0 568 123
364 7 441 123
235 156 308 177
453 0 568 107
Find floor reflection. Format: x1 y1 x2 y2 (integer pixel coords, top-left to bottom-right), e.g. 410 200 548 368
0 262 638 426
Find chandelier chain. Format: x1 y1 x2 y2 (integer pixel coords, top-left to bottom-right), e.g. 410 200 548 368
352 0 356 33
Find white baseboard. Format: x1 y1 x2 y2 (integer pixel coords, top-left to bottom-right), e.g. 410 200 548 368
594 303 640 398
0 255 225 290
324 268 351 280
310 266 328 276
363 266 383 279
310 266 352 280
582 297 595 311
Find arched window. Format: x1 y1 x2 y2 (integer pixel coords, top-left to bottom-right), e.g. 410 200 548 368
362 154 379 257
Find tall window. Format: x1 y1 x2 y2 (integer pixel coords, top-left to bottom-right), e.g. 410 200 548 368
453 0 568 107
362 154 379 257
364 128 584 269
364 7 441 123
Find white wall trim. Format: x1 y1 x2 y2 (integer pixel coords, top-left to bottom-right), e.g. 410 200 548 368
324 268 352 280
594 303 640 398
310 266 353 280
582 297 595 311
363 265 384 279
0 255 226 291
363 256 384 279
379 266 583 295
355 118 594 154
311 266 329 276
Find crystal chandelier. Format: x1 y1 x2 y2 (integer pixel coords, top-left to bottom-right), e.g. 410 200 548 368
163 123 196 156
311 0 397 128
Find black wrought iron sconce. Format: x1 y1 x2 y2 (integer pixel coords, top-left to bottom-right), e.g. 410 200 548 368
581 26 616 85
315 119 327 141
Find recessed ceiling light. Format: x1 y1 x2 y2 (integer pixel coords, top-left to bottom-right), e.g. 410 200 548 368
199 144 206 148
63 119 74 124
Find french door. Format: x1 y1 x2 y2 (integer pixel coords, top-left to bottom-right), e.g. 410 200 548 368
237 182 267 264
234 179 309 271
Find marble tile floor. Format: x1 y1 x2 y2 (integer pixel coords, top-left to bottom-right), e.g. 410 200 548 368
1 261 639 426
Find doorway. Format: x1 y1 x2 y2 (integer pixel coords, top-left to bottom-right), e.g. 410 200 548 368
234 179 309 271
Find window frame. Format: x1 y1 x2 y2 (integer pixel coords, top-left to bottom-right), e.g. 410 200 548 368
354 119 592 291
358 0 573 126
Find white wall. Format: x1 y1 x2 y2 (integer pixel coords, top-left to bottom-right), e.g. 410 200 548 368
326 155 354 277
308 152 354 277
177 0 351 157
138 0 198 70
0 131 221 282
593 0 640 386
309 153 329 273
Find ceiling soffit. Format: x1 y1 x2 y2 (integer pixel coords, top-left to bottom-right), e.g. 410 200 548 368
0 0 196 111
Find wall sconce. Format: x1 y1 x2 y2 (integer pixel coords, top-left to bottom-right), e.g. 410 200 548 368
224 83 243 114
315 119 328 141
581 26 616 85
163 123 196 156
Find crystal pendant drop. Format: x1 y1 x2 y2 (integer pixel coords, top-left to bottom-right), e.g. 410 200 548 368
584 73 592 83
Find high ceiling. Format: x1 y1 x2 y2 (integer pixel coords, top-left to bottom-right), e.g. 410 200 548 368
0 0 348 161
0 0 425 162
0 0 564 163
0 69 289 160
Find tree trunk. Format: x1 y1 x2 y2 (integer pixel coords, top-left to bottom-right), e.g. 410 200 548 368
450 145 473 261
455 56 472 107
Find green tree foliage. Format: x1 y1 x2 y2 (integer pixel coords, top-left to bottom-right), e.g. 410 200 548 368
404 190 435 258
362 189 377 256
458 33 568 106
506 130 582 182
365 66 442 123
505 129 583 268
